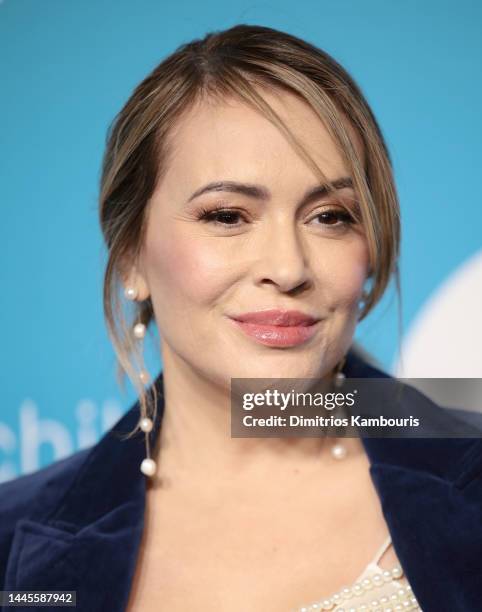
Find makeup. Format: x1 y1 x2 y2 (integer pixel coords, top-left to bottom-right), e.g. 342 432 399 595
230 320 320 347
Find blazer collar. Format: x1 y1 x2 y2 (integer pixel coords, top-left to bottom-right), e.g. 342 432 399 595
4 350 482 611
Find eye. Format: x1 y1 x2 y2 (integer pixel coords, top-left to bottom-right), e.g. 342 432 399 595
197 206 247 227
310 207 356 228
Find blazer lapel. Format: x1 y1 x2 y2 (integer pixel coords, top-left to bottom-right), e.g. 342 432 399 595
3 375 166 612
362 436 482 611
5 353 482 612
346 351 482 611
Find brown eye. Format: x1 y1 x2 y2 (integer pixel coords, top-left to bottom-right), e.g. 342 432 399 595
312 209 354 227
197 206 247 227
209 210 242 225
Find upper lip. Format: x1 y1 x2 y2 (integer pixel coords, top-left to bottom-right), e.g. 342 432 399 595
230 309 320 326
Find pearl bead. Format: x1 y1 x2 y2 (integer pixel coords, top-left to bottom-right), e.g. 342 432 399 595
362 578 372 590
331 443 347 460
124 286 138 300
321 600 333 609
341 587 352 599
334 371 346 388
139 369 150 384
139 417 153 432
351 583 363 595
372 573 383 586
391 567 403 579
382 570 392 582
133 322 146 338
140 458 156 476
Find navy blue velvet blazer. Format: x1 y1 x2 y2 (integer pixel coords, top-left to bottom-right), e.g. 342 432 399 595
1 350 482 612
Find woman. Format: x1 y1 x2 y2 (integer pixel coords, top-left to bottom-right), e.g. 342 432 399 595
1 24 481 612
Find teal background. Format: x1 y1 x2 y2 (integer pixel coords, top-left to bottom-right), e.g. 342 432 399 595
1 0 481 480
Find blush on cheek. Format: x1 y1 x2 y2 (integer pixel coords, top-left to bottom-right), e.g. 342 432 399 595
145 231 232 305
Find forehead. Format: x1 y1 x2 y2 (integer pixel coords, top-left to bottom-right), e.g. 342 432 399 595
158 88 363 199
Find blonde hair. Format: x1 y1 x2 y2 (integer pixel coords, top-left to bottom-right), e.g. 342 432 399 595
98 24 401 438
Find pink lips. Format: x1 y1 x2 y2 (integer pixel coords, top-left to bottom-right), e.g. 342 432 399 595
229 309 321 347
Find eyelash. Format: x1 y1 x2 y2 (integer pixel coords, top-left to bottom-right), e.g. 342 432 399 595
196 204 357 230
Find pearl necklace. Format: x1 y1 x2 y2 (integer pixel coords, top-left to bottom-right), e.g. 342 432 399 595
329 370 347 460
296 565 422 611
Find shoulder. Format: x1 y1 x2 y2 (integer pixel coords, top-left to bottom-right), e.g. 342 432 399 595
0 447 93 582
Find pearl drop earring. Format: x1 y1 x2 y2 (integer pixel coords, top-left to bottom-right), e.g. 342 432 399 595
123 285 156 475
330 357 347 460
127 316 156 477
139 411 156 477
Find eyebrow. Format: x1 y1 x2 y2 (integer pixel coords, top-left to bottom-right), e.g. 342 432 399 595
186 176 355 207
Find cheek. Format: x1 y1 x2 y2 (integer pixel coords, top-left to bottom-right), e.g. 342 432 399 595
144 230 232 308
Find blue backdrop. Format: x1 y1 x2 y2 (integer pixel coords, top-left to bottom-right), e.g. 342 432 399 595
1 0 481 482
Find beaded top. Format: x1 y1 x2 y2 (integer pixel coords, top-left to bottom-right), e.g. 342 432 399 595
295 535 421 612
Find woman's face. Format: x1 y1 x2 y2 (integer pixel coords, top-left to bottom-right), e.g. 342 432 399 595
134 88 370 389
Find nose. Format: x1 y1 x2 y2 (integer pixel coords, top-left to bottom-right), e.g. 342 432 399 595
253 220 312 294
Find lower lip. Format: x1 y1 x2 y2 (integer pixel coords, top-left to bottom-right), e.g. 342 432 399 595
229 319 320 347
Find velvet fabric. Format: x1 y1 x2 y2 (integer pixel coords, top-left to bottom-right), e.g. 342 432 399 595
1 349 481 611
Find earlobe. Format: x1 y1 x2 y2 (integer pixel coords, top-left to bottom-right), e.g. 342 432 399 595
136 275 150 301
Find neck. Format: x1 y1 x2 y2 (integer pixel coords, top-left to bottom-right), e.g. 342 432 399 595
151 347 366 488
